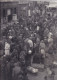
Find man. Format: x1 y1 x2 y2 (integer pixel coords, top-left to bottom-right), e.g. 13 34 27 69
12 62 21 80
24 38 33 66
33 37 40 63
39 40 46 64
24 38 38 73
19 51 28 80
5 41 10 56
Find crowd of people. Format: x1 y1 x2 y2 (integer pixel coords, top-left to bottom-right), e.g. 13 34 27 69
1 5 57 80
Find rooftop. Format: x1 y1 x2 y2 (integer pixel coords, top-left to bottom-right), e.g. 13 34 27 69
0 0 57 4
0 0 18 2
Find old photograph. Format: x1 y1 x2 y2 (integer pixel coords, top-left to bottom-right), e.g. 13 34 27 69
0 0 57 80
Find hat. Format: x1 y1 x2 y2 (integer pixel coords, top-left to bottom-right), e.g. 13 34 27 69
37 26 40 31
28 50 32 54
9 36 13 39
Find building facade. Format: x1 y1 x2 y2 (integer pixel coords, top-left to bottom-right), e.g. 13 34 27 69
0 0 49 24
0 1 18 24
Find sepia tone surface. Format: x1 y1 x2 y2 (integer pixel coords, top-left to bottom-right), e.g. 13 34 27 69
0 0 57 80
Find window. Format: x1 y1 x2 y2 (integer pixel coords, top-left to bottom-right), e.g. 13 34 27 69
14 8 16 14
3 9 6 17
7 9 11 15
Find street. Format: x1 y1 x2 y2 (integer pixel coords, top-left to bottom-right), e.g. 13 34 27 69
28 67 57 80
